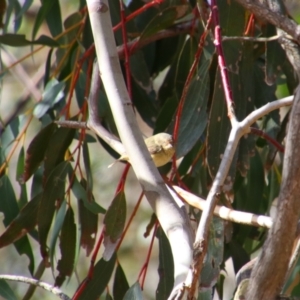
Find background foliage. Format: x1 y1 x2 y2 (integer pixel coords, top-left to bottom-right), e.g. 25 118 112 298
0 0 300 299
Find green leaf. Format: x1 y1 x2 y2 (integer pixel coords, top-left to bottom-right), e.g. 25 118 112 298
32 1 57 40
174 36 198 98
232 41 256 177
0 176 36 275
33 79 65 119
44 48 53 86
0 175 19 226
55 207 76 287
0 33 59 47
154 96 178 134
50 200 66 272
174 58 210 158
131 78 157 128
0 280 17 300
71 176 106 214
43 126 75 181
78 198 98 257
77 254 116 300
22 122 56 182
16 147 28 208
235 150 265 214
16 147 25 183
30 167 44 199
157 35 186 102
45 0 62 38
64 12 83 42
74 69 86 108
140 5 190 39
3 0 21 33
218 0 246 37
113 263 129 300
14 235 35 275
82 142 93 192
104 191 126 243
156 227 174 300
15 0 34 21
38 161 70 261
1 116 25 155
151 35 181 76
123 281 143 300
130 51 153 94
226 240 250 274
105 293 113 300
206 69 233 179
0 193 41 248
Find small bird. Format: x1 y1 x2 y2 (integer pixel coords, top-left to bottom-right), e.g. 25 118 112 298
108 133 175 168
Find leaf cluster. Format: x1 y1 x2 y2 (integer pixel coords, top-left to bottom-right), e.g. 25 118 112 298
0 0 299 299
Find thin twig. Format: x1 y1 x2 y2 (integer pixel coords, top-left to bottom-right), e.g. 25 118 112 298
173 186 273 228
0 275 71 300
250 127 284 153
234 0 300 44
211 0 236 123
223 35 279 42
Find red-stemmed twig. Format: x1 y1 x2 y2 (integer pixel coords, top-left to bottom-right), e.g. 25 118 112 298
244 13 255 36
187 1 237 297
73 163 130 299
116 163 131 193
173 13 212 144
72 229 104 300
138 221 159 289
113 0 164 32
211 0 236 122
76 0 164 68
116 191 144 251
171 13 212 184
250 127 284 153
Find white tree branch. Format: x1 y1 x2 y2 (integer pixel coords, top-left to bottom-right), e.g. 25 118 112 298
0 275 70 300
86 0 194 293
189 95 293 295
172 186 273 228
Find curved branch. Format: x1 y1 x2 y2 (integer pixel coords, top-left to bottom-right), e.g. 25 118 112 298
242 96 293 128
86 0 194 293
190 96 294 294
0 275 70 300
172 186 273 228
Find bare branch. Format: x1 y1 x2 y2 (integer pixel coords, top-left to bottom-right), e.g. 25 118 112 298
173 186 273 228
241 96 293 128
190 95 293 294
223 35 279 42
0 275 70 300
86 0 194 293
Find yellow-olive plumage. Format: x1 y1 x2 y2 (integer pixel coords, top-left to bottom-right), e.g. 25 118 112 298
109 133 175 168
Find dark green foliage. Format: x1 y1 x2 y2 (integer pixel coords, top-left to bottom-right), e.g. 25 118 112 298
0 0 299 299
